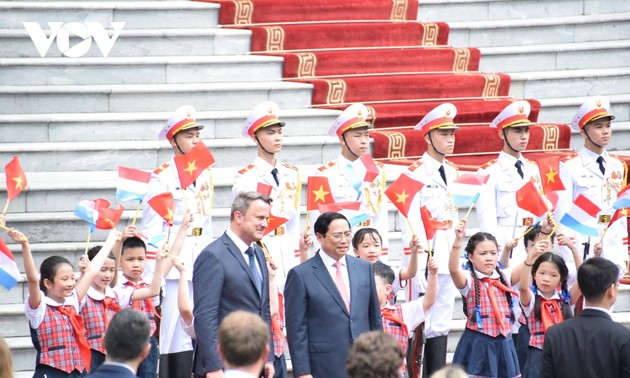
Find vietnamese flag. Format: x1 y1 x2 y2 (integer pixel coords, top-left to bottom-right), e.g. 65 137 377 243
95 202 124 230
264 213 289 236
307 176 333 211
385 173 424 218
420 206 450 240
257 182 273 197
516 181 548 217
5 156 27 201
174 141 215 189
359 154 380 183
537 156 565 194
148 192 175 226
608 208 628 228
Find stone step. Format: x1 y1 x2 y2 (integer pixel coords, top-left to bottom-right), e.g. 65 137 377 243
508 67 630 100
0 27 252 58
539 94 630 125
479 40 630 73
0 55 285 85
419 0 630 22
0 108 341 143
446 12 630 48
0 1 220 29
0 81 314 114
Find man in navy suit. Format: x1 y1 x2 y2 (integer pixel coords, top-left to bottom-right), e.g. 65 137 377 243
542 257 630 378
193 191 275 378
285 212 382 378
87 309 152 378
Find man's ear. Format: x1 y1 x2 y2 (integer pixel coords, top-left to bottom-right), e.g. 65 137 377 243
141 342 152 359
261 344 270 363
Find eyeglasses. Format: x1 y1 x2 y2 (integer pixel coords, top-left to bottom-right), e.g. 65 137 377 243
324 231 352 241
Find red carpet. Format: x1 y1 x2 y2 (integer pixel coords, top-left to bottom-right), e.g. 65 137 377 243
324 98 540 128
201 0 419 25
300 73 511 105
241 22 449 52
269 47 480 78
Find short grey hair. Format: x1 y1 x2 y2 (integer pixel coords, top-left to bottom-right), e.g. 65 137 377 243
231 191 272 221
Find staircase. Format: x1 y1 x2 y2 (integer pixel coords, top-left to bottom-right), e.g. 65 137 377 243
1 0 630 375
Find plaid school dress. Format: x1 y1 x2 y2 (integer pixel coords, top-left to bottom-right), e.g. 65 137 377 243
80 286 121 353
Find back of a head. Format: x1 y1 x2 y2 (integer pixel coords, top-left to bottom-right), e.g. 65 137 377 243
430 365 468 378
577 257 619 302
219 311 269 367
105 309 151 362
373 261 395 286
0 336 12 378
346 331 403 378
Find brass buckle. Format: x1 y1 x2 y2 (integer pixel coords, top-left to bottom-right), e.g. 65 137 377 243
598 214 611 224
191 227 203 237
358 220 371 227
522 217 534 227
274 226 285 236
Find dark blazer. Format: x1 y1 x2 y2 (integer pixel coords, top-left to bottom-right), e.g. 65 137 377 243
193 232 273 376
542 308 630 378
285 252 382 378
86 363 137 378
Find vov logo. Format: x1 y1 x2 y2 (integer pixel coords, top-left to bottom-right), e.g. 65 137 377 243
23 22 125 58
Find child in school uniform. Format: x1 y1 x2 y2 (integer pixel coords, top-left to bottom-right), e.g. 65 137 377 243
519 241 581 377
17 228 118 378
374 259 438 376
448 220 520 378
353 228 422 303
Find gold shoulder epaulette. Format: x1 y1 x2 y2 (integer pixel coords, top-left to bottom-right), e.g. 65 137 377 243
408 159 423 172
238 163 255 175
153 162 170 175
560 151 578 162
281 162 299 171
445 159 459 171
318 161 336 172
479 158 497 170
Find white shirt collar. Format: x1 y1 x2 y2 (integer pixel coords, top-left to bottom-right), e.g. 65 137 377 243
254 155 277 172
226 228 251 254
579 145 607 163
87 285 117 300
319 249 347 268
472 267 501 280
421 152 444 173
582 305 613 317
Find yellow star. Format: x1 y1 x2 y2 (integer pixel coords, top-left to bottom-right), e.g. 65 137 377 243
104 218 115 227
12 176 23 190
184 160 197 176
545 166 558 183
395 190 410 204
313 185 329 203
165 208 174 221
622 209 629 216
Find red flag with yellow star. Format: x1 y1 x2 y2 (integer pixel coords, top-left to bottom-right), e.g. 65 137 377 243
263 213 289 236
307 176 333 211
516 181 548 217
537 156 565 194
174 141 215 189
148 192 175 226
95 202 124 230
420 205 450 240
256 182 273 197
608 208 629 228
385 173 424 218
5 156 27 201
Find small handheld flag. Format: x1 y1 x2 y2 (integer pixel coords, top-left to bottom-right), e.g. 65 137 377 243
612 184 630 210
306 176 334 211
537 156 565 194
5 156 27 202
264 213 289 236
148 192 176 226
318 201 369 227
450 173 489 208
0 237 21 290
359 154 380 183
559 194 601 237
116 166 151 203
516 181 548 217
385 173 424 218
256 182 273 197
174 141 215 190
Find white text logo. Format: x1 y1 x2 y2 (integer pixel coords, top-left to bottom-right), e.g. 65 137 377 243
23 22 125 57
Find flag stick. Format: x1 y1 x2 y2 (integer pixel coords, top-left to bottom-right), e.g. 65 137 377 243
464 201 475 222
167 225 172 243
516 225 534 240
0 224 10 232
598 227 609 246
304 212 310 234
131 202 142 227
547 221 561 240
2 198 10 216
405 216 415 237
84 229 92 256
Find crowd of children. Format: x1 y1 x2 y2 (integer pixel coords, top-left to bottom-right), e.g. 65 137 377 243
4 94 628 378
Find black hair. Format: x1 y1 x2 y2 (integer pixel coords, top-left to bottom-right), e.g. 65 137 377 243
314 212 350 235
523 223 555 249
373 262 395 286
39 256 73 294
105 309 151 362
577 257 619 302
531 252 572 322
464 232 514 325
86 246 115 261
121 236 146 257
351 227 382 249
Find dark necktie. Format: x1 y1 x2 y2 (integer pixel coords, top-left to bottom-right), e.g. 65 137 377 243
438 165 447 185
245 246 263 296
596 156 606 175
271 168 279 186
515 160 524 179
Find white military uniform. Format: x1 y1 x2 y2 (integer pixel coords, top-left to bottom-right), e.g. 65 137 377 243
556 96 628 280
232 156 302 290
142 106 214 356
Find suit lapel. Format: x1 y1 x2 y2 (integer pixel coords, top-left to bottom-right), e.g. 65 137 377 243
223 234 258 292
311 253 350 316
347 257 360 316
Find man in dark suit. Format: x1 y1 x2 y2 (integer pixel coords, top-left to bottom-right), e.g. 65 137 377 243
87 309 152 378
285 212 382 378
542 257 630 378
193 191 275 378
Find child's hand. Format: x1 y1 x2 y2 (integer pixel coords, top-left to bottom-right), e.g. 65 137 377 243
78 255 89 274
427 257 438 275
172 257 186 273
0 214 6 227
454 220 467 240
7 228 28 244
532 239 550 258
120 225 136 242
593 242 603 257
182 210 194 228
266 257 278 279
504 238 518 251
409 235 424 254
541 214 554 234
557 233 575 249
299 231 312 251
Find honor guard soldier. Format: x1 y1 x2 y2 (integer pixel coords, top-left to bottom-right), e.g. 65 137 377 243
232 101 302 378
141 105 213 378
476 101 543 266
557 96 628 278
397 103 459 376
309 103 389 258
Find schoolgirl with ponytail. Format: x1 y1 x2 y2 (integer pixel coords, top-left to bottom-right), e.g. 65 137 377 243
448 220 520 378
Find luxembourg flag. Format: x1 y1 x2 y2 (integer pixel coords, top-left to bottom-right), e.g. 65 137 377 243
450 173 489 207
116 166 152 203
0 237 21 290
75 199 99 231
318 201 369 227
612 183 630 210
559 194 601 237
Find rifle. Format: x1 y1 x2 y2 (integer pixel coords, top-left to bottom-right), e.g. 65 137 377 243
408 322 426 378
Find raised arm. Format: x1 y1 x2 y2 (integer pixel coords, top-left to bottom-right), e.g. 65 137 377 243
449 220 468 289
173 257 193 328
131 250 164 300
423 257 438 313
76 230 119 301
400 234 421 280
9 229 39 309
162 210 192 277
298 230 312 263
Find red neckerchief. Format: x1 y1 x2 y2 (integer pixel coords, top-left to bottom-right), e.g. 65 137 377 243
481 277 519 335
56 305 92 372
539 297 564 332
